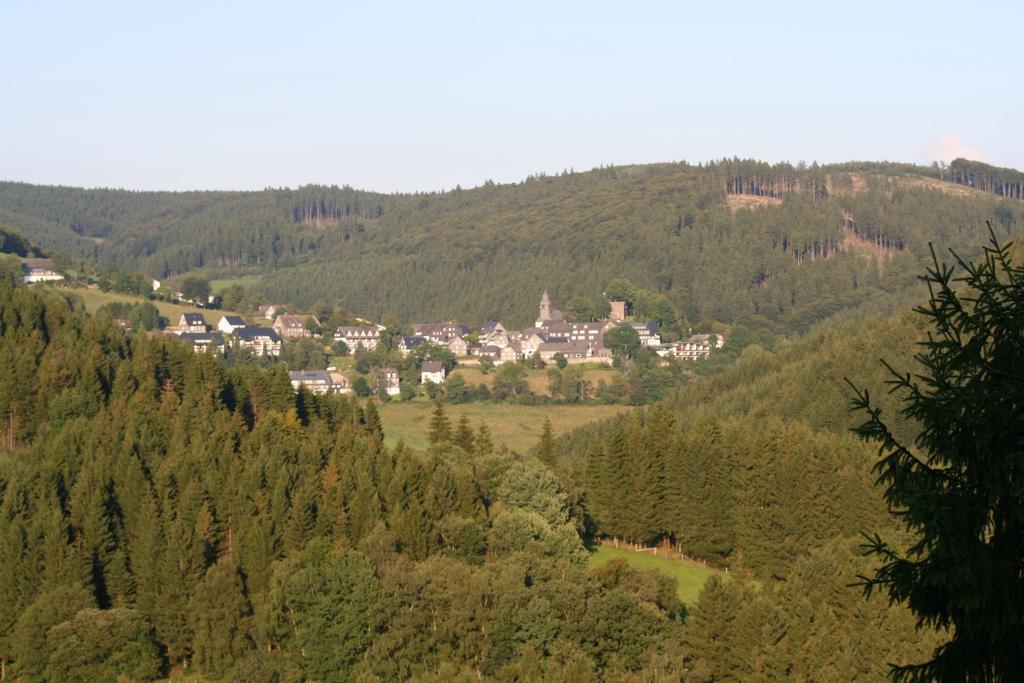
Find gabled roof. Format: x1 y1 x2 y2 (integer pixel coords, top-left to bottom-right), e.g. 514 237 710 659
334 325 379 335
237 327 280 342
181 313 206 325
540 321 573 334
21 258 55 271
481 321 504 334
180 331 224 345
421 361 445 373
397 335 427 347
276 314 317 327
538 340 591 353
220 315 245 325
630 321 660 333
413 322 469 336
288 370 332 383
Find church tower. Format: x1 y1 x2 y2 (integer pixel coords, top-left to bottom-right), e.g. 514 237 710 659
537 290 551 325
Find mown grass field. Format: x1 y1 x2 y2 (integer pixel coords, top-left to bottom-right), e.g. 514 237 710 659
44 286 246 323
588 544 721 605
209 275 262 293
377 402 629 452
451 365 621 397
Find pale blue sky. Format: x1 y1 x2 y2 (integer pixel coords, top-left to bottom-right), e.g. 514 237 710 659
2 1 1019 192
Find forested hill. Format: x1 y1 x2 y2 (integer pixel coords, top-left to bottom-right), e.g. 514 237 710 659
2 158 1022 332
0 279 942 680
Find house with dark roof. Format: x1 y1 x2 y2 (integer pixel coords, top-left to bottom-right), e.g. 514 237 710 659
274 314 319 339
412 323 469 344
334 326 380 351
420 361 446 384
481 321 505 336
179 331 225 354
628 321 662 347
538 340 594 363
446 336 469 357
217 315 246 335
395 335 427 357
236 327 281 357
178 313 208 333
480 321 510 348
377 367 401 396
21 258 63 283
288 370 348 394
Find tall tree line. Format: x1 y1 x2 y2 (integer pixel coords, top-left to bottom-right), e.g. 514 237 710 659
0 284 693 680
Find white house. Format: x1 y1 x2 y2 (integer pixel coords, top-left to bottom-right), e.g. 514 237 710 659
378 367 401 396
21 258 63 284
179 331 225 354
630 322 662 347
288 370 349 394
217 315 247 335
236 327 281 357
395 335 427 357
334 326 380 351
420 361 446 384
178 313 208 334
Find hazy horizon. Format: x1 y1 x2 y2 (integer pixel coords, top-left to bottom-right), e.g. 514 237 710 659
3 1 1020 193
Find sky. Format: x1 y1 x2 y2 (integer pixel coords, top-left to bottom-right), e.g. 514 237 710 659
2 1 1020 193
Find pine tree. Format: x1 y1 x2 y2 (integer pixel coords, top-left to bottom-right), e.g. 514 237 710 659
537 418 557 469
476 422 494 456
454 414 475 452
427 399 450 446
363 399 384 443
189 556 253 678
850 234 1024 680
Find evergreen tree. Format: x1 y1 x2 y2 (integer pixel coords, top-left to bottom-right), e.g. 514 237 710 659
475 422 494 456
189 557 252 677
453 414 475 452
851 234 1024 680
427 399 451 446
537 418 557 469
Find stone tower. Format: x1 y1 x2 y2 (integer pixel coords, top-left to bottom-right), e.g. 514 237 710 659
538 290 551 324
609 300 626 321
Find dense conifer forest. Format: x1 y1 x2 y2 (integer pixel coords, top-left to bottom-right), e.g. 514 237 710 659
0 256 950 680
2 159 1021 333
2 159 1020 679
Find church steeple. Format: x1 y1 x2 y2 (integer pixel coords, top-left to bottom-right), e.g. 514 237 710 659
538 290 551 323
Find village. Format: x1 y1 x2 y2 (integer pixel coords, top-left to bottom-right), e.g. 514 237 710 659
170 291 723 398
20 258 724 399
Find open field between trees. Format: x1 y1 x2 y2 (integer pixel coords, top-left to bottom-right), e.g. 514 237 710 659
588 543 722 605
208 275 262 293
451 365 621 396
43 286 247 323
377 402 629 452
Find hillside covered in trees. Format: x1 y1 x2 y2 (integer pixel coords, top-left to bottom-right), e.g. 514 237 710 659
0 259 948 680
2 159 1021 334
545 296 957 678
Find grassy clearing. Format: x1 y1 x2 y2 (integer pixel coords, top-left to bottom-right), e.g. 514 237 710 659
209 275 262 293
44 286 247 324
451 365 621 397
588 544 721 605
377 402 629 452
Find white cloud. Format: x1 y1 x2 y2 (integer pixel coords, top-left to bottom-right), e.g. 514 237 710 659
929 132 985 164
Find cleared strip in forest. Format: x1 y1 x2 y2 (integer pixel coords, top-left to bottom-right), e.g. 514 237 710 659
587 542 723 605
